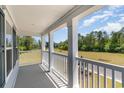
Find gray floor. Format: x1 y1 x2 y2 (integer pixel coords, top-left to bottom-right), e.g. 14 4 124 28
14 64 55 88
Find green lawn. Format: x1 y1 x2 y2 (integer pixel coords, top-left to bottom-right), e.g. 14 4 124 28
19 49 41 66
55 49 124 66
20 49 124 66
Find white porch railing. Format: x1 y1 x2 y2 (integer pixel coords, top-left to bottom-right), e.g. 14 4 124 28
42 51 124 88
52 52 68 81
77 57 124 88
42 51 49 67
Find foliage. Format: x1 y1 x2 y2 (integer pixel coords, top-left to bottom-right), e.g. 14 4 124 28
55 27 124 53
19 36 41 51
18 27 124 53
54 40 68 50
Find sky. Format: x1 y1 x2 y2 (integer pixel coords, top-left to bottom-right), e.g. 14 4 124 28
53 27 68 43
34 5 124 43
78 5 124 36
33 36 41 42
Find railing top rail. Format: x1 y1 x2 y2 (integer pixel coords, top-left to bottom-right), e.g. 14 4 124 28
76 57 124 72
52 52 68 57
42 51 124 71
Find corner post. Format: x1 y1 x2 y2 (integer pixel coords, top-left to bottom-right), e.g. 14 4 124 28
41 35 45 64
48 31 54 72
67 18 79 88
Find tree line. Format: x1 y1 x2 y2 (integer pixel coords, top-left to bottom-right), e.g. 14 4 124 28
18 36 41 51
54 27 124 53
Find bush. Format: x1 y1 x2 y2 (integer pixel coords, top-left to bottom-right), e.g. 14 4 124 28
19 46 26 51
114 47 121 52
104 43 110 52
120 44 124 53
80 45 86 51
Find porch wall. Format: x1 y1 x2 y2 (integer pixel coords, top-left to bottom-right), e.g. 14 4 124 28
4 62 19 88
0 6 19 88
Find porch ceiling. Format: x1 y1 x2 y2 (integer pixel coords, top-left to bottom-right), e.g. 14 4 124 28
7 5 75 36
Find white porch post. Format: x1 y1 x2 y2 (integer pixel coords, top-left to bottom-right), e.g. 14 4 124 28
41 35 45 64
67 19 79 88
41 35 45 51
48 32 54 72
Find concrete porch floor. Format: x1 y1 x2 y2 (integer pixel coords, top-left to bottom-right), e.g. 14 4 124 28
14 64 55 88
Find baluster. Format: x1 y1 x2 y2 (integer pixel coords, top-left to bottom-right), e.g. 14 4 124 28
122 71 124 88
65 57 68 80
112 69 115 88
56 55 58 70
79 61 82 87
62 56 63 75
83 62 85 88
64 57 66 79
58 55 60 72
56 55 57 66
92 64 94 88
63 56 64 77
97 66 100 88
87 63 89 88
104 67 107 88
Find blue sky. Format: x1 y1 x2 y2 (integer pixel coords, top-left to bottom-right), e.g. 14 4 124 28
53 27 68 43
78 5 124 36
34 5 124 43
40 27 68 43
33 36 41 42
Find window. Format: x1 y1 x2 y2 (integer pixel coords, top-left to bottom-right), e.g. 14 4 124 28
7 49 12 75
6 21 12 47
13 29 17 67
6 21 13 75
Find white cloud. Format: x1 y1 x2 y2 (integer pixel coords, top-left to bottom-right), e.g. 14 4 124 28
94 22 124 34
83 10 112 27
79 5 124 32
108 5 123 10
103 10 113 14
119 14 124 17
104 23 123 32
101 17 109 23
63 27 67 30
119 17 124 22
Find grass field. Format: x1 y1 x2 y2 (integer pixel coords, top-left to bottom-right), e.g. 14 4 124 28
19 49 41 66
55 49 124 66
19 49 124 66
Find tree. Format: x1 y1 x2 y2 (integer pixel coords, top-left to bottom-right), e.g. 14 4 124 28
19 36 40 51
54 26 124 53
24 36 34 50
78 33 84 50
38 40 41 49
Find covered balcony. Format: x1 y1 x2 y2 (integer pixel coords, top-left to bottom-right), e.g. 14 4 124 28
0 5 124 88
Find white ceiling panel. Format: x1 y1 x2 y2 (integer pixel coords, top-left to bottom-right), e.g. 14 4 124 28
7 5 74 36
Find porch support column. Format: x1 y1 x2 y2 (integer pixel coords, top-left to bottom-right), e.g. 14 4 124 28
48 31 54 72
41 35 45 51
41 35 45 64
67 19 78 88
